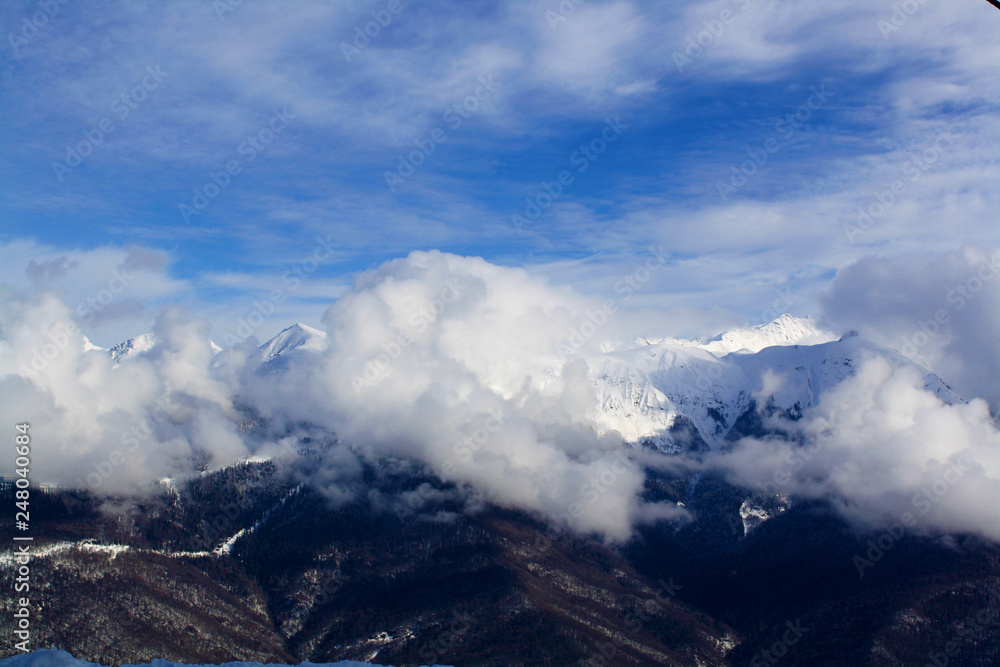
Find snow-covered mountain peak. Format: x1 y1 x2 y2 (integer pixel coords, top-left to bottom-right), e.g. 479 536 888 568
225 315 957 456
631 315 833 357
584 319 960 453
82 336 104 353
109 333 156 363
256 323 327 364
109 333 222 364
701 314 835 356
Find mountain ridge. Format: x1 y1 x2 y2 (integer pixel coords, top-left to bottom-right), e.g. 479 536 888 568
105 314 962 454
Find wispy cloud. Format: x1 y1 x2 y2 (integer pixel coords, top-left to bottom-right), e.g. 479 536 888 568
0 0 997 339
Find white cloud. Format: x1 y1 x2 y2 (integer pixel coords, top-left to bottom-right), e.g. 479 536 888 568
1 252 694 541
821 246 1000 408
232 250 686 541
7 248 1000 547
0 292 246 493
533 1 657 101
0 241 190 346
714 354 1000 542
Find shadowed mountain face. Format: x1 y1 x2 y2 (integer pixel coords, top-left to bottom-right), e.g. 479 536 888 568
3 455 999 667
0 460 733 667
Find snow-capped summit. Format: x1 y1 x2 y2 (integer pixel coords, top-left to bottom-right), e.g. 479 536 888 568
255 323 327 364
236 314 959 455
632 315 834 356
82 336 104 353
585 315 834 448
109 333 156 363
584 315 958 452
701 313 835 356
109 333 223 364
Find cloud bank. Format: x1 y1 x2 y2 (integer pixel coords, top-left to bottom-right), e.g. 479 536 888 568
821 245 1000 410
2 251 692 541
0 291 246 493
230 251 687 541
4 249 1000 545
714 353 1000 542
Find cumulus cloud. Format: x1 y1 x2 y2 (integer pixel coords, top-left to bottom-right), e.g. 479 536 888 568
821 246 1000 409
26 256 80 283
0 241 189 347
6 249 1000 545
232 251 686 541
714 353 1000 542
0 291 247 493
1 252 690 542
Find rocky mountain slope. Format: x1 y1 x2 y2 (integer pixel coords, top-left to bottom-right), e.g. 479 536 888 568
3 455 999 666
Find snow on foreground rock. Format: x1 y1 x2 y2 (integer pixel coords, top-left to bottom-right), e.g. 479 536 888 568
0 649 449 667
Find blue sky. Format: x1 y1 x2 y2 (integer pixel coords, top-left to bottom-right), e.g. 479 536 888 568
1 0 999 346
